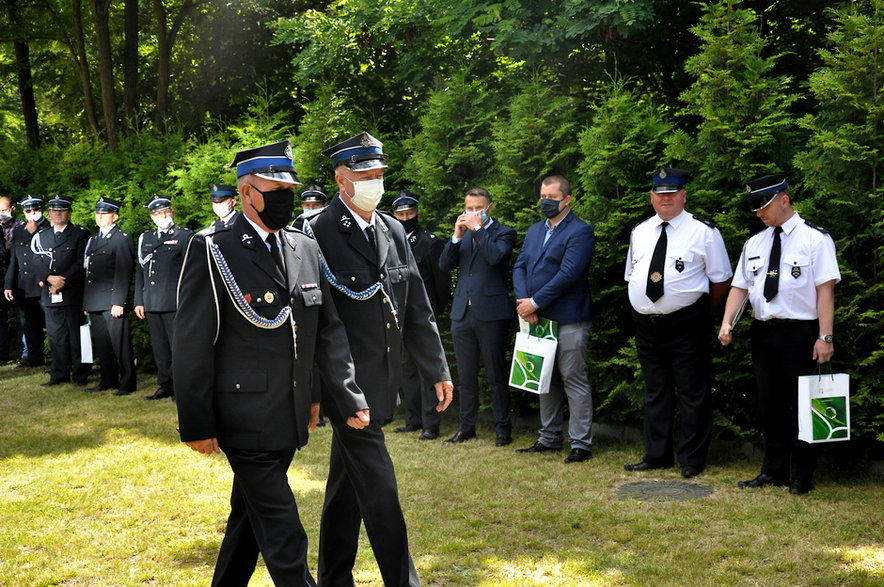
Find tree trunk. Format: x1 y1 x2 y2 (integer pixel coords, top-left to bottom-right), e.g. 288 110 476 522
7 4 41 148
70 0 102 139
123 0 139 130
153 0 198 135
90 0 118 150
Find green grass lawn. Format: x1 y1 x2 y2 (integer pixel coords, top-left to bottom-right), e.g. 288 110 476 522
1 362 882 586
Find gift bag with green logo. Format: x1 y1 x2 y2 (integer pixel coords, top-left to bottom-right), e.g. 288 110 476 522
509 318 558 394
797 369 850 443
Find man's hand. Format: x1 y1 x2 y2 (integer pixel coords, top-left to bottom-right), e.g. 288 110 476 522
347 409 370 429
718 323 733 346
453 214 470 239
46 275 65 294
185 438 221 454
516 298 539 324
434 380 454 411
813 339 834 364
110 304 124 318
134 305 146 320
308 402 321 430
3 289 12 302
26 219 38 233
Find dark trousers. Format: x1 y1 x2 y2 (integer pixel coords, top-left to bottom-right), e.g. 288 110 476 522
633 297 713 469
400 349 441 432
146 311 175 393
451 308 512 436
751 319 820 484
14 295 45 365
0 294 11 360
89 311 136 391
213 448 316 587
44 304 91 384
318 420 418 587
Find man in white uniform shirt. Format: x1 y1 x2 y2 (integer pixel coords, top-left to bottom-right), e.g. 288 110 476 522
624 167 732 478
719 173 840 495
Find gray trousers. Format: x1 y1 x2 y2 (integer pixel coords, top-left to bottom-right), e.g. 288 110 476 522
537 321 593 450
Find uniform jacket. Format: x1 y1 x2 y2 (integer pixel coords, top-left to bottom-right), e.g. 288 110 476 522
31 223 90 307
309 195 450 425
407 225 450 317
83 224 136 313
135 224 194 312
439 220 517 322
4 218 49 297
173 213 367 451
513 211 595 325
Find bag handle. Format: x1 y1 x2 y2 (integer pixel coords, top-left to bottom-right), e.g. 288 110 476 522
814 362 834 381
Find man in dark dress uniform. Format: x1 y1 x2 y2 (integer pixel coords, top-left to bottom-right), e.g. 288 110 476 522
293 183 328 229
82 196 137 395
174 140 369 586
134 194 194 400
391 190 451 440
308 131 453 586
3 195 48 367
208 183 239 231
31 194 91 386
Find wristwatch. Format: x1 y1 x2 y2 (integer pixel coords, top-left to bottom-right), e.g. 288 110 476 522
471 224 480 232
818 334 834 343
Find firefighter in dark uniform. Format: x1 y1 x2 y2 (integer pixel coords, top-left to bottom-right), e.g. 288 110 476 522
82 196 137 395
31 194 91 386
719 173 841 495
209 183 239 231
173 140 368 586
292 184 328 231
134 194 194 400
3 195 48 367
308 131 453 586
390 190 451 440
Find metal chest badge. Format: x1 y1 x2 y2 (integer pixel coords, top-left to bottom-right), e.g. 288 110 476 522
264 291 275 303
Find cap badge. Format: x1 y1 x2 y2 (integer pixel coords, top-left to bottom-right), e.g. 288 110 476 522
264 291 275 303
658 169 667 179
360 134 372 148
284 143 293 158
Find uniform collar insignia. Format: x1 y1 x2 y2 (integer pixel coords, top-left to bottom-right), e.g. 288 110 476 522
241 233 255 249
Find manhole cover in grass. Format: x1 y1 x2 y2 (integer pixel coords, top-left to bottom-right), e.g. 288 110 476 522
616 481 714 502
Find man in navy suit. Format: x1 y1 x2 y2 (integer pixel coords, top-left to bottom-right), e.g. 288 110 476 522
514 175 596 463
440 187 517 446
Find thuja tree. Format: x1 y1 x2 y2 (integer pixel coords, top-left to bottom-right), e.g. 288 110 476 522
794 0 884 444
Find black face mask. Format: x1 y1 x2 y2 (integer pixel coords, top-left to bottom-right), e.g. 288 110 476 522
540 198 561 219
399 216 419 233
250 186 295 230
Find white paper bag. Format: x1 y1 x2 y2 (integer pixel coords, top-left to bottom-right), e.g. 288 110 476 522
79 323 93 364
797 372 850 443
509 332 557 394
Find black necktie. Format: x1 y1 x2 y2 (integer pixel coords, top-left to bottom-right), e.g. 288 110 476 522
365 225 377 252
55 231 62 241
764 226 783 302
266 233 284 273
646 221 668 302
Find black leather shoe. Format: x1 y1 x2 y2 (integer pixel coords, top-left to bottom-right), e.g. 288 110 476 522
737 473 788 489
681 466 703 478
445 431 477 443
789 479 815 495
85 386 109 393
394 425 420 433
40 379 68 387
516 441 561 453
145 388 174 400
113 389 135 396
495 435 512 447
418 429 439 440
624 461 670 472
564 448 592 463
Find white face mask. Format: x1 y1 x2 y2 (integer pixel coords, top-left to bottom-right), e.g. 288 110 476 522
350 178 385 212
0 213 12 223
153 216 174 230
301 207 323 219
213 202 233 219
25 211 42 222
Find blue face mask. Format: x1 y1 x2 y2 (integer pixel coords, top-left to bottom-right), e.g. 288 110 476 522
465 209 488 224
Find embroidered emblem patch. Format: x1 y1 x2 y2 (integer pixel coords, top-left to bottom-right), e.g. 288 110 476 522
791 266 801 278
675 260 685 273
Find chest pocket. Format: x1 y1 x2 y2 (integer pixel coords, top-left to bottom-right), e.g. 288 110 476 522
745 255 766 276
387 264 408 285
669 249 694 263
783 254 809 282
333 267 377 288
300 287 323 307
242 287 284 318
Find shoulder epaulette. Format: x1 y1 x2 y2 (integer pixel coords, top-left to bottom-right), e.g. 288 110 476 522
804 220 830 235
691 213 718 229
